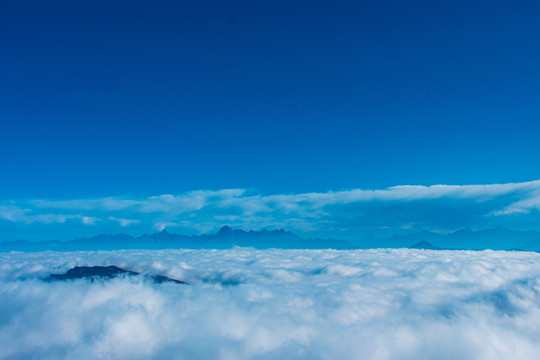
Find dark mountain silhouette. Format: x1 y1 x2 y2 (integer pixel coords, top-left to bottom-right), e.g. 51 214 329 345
0 226 357 252
45 265 187 284
409 241 440 250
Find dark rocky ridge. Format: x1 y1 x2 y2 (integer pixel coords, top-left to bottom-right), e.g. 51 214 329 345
45 265 187 284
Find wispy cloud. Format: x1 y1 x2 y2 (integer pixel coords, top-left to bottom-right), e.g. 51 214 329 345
2 180 540 240
0 205 99 226
108 217 140 227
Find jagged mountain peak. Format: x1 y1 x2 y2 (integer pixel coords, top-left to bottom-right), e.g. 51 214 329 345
217 226 234 236
409 240 440 250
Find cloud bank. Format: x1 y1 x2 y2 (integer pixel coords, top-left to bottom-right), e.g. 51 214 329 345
1 249 540 359
2 180 540 240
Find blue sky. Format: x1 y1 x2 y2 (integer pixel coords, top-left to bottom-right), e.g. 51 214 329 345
1 1 539 240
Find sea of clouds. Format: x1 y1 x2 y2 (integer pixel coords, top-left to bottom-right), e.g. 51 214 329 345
2 249 540 359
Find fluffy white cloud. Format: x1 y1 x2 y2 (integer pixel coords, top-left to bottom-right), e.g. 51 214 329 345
1 249 540 359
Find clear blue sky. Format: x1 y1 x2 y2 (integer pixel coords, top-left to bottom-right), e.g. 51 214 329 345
1 1 540 240
2 0 539 199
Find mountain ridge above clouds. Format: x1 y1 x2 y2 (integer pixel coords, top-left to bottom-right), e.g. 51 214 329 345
2 226 540 252
408 240 441 250
0 226 356 252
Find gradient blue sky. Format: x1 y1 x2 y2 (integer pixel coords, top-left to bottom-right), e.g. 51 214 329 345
1 1 540 240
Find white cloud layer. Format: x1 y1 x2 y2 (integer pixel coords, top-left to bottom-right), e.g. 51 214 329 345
3 180 540 240
1 249 540 359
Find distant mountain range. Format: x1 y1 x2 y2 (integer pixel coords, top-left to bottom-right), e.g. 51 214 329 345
0 226 355 252
353 227 540 251
2 226 540 252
